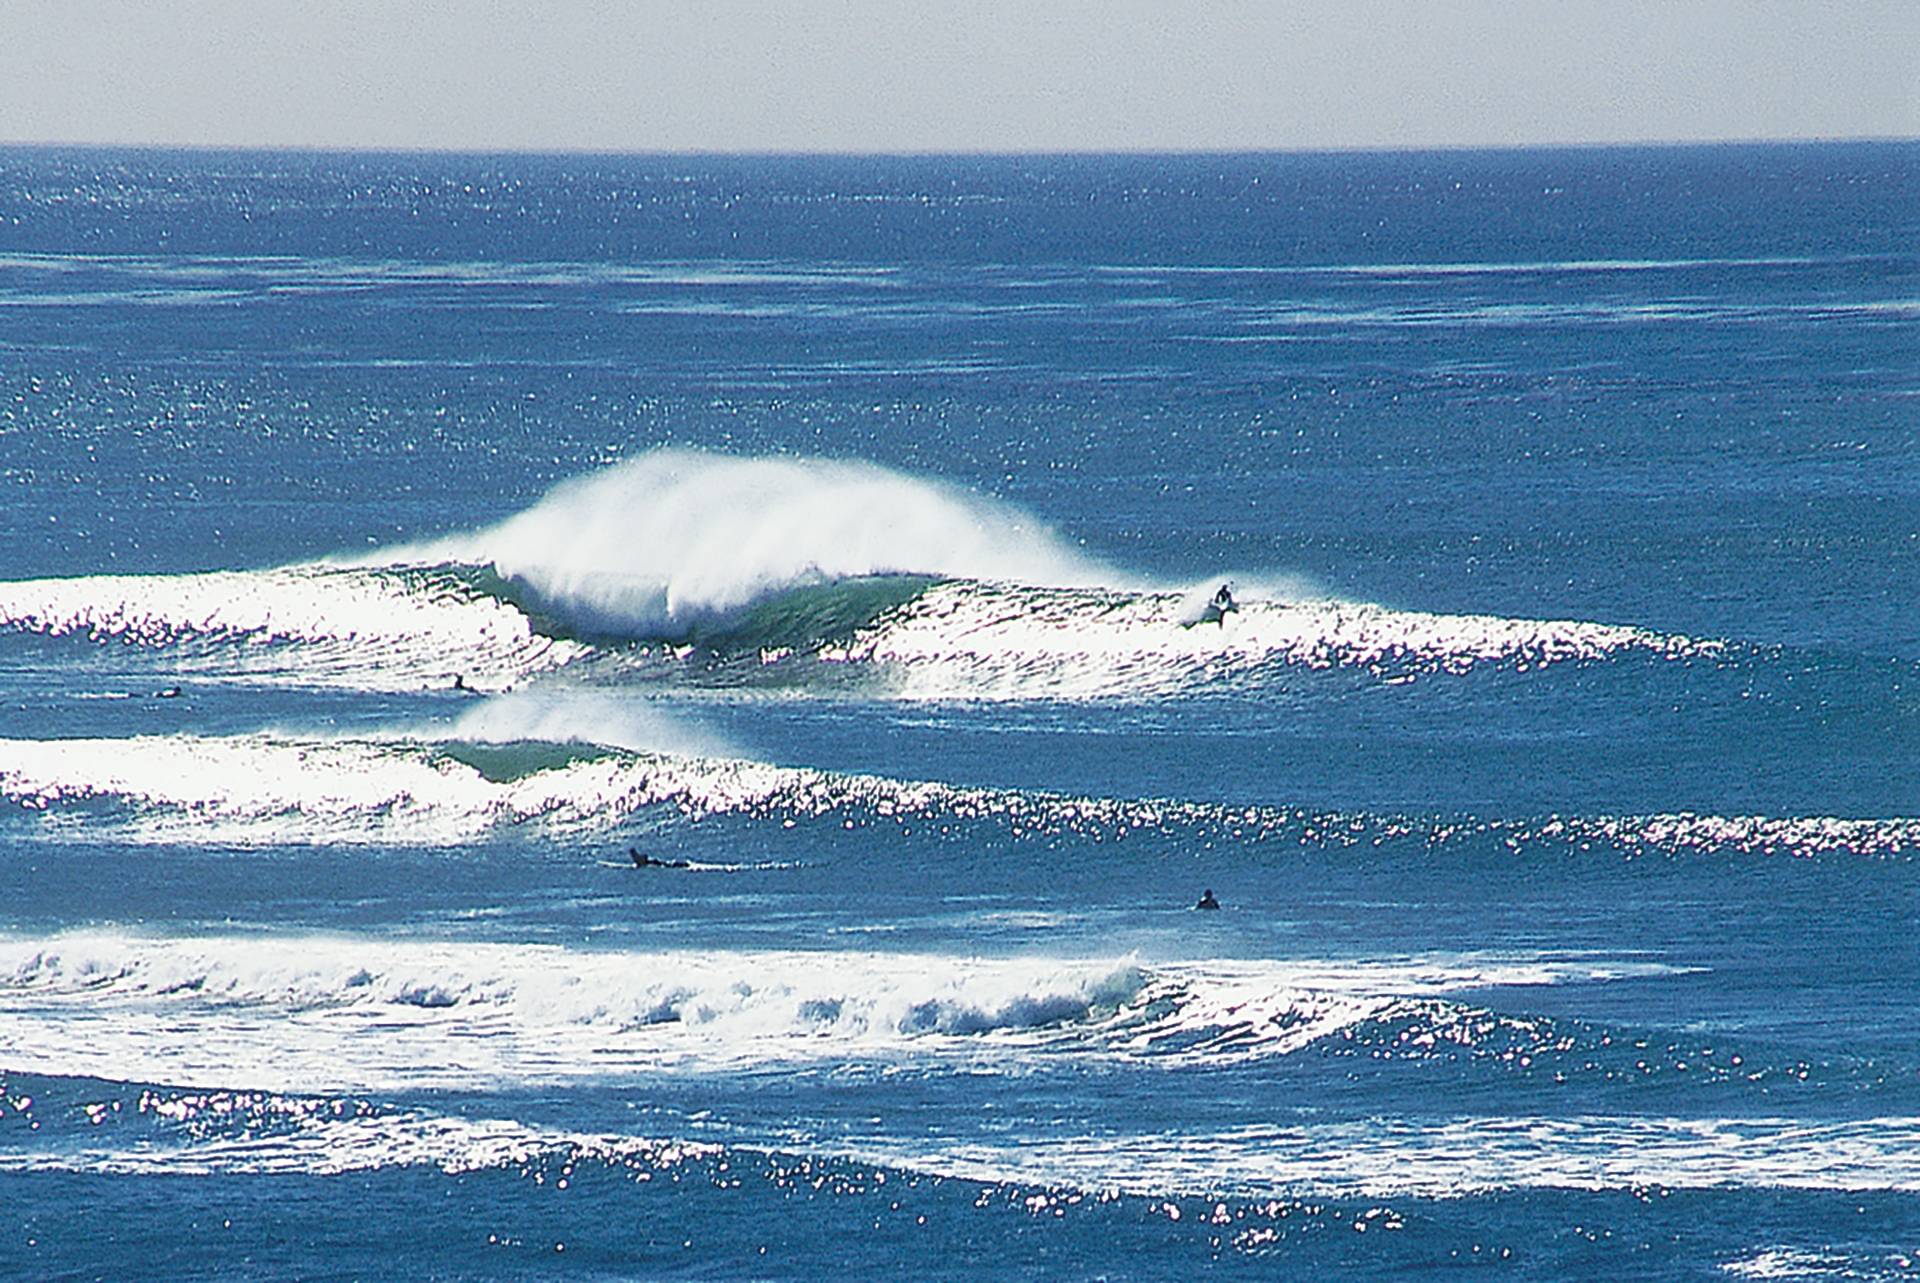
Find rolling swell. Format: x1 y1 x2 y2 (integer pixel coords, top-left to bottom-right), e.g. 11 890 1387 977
1 730 1913 859
7 1078 1917 1227
8 1072 1914 1283
0 554 1733 702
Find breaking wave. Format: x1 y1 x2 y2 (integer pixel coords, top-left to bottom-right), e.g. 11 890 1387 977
0 564 1720 704
0 563 578 692
800 578 1714 699
381 449 1121 637
3 934 1911 1198
0 930 1688 1090
1 729 1914 858
0 453 1733 701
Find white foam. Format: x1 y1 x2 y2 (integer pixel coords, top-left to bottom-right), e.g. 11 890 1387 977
828 581 1716 701
0 931 1690 1093
860 1114 1920 1199
8 929 1897 1198
0 733 590 845
0 932 1153 1089
11 1076 1915 1200
0 564 577 692
1721 1246 1919 1280
447 687 742 760
0 1092 716 1179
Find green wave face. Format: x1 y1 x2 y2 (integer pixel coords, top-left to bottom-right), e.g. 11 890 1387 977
435 740 617 784
463 564 940 650
710 574 940 649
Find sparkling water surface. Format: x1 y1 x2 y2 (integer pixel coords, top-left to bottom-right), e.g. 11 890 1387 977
1 143 1916 1279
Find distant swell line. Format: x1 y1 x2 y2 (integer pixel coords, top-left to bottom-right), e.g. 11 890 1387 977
0 733 1913 859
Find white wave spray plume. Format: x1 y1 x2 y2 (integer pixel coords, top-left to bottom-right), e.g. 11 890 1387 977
445 688 740 759
391 450 1121 636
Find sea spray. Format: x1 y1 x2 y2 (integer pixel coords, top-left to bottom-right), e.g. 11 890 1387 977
389 450 1124 638
447 688 742 760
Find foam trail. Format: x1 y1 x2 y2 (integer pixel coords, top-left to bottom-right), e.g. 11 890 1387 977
8 1091 1915 1199
863 1115 1920 1199
383 449 1123 636
0 1093 719 1179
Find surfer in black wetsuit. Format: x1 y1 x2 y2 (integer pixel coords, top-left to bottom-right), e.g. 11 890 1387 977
1182 583 1240 630
629 847 689 869
1195 888 1220 911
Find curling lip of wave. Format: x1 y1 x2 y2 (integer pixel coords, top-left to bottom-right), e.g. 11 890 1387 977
376 449 1124 638
0 449 1725 697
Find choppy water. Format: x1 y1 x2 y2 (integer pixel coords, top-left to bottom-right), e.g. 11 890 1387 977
1 143 1916 1279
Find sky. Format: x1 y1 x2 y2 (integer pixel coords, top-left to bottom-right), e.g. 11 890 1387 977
0 0 1914 153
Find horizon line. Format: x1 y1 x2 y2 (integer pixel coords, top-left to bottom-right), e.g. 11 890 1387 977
2 134 1915 162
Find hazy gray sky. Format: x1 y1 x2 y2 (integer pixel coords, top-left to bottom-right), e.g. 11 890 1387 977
2 1 1914 152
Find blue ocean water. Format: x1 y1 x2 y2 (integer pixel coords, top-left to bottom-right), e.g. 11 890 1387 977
0 143 1916 1279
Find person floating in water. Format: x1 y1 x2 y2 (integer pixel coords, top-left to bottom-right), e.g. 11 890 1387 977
1195 888 1220 911
629 847 689 869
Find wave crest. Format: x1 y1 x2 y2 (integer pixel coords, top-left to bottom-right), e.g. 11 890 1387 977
391 449 1119 638
3 731 1914 859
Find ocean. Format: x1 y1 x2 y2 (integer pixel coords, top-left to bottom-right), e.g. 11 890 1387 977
0 142 1915 1279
